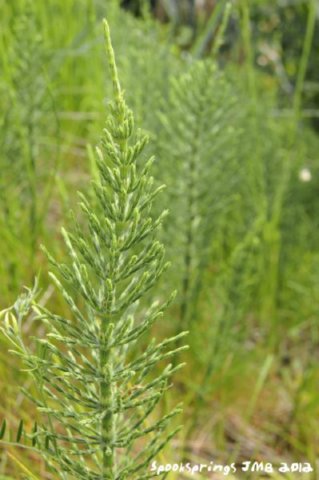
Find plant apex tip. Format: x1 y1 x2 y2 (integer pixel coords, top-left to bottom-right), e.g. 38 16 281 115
102 17 122 104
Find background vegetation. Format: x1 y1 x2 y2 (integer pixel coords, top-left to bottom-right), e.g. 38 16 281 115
1 0 319 478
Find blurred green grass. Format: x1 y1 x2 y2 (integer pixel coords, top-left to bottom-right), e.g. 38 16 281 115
1 0 319 478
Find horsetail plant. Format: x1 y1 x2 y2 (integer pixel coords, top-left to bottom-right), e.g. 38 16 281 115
156 60 241 332
0 20 187 480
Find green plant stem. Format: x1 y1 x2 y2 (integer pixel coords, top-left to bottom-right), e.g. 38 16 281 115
293 0 316 125
192 0 227 59
99 22 128 478
27 122 38 266
240 0 257 113
180 161 195 329
179 114 202 331
100 343 115 478
211 2 232 59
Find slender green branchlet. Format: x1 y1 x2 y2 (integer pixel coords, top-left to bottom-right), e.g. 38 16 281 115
0 19 186 480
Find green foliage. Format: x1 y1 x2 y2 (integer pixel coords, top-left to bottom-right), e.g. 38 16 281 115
0 21 186 479
0 1 59 299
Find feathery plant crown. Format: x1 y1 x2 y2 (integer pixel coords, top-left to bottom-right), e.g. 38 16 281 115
0 19 186 480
